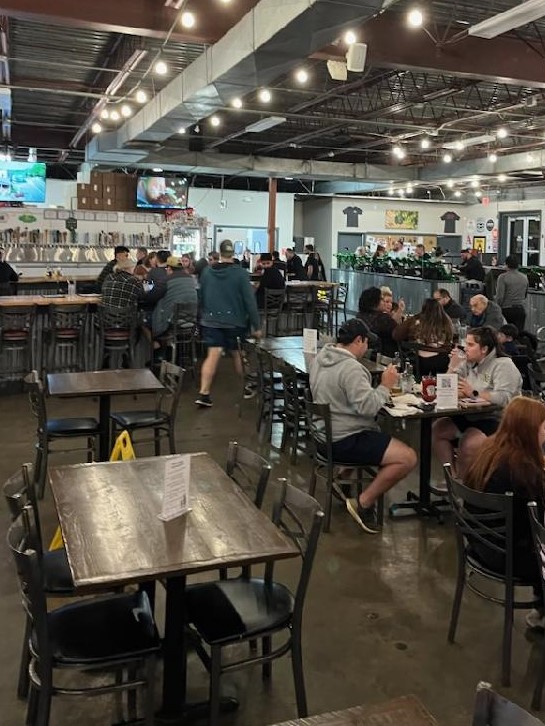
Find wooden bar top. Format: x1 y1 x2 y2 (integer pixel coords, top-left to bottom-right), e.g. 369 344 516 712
16 276 97 284
50 453 299 593
47 368 163 397
0 294 101 307
269 695 438 725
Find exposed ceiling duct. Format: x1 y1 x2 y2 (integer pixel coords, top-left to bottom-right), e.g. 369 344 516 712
86 0 393 164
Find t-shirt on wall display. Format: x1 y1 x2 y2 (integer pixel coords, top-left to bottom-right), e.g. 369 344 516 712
440 211 461 234
214 226 278 254
342 206 363 228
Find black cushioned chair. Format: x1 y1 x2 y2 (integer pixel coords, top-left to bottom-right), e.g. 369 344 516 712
184 480 324 725
110 360 184 455
26 371 100 499
444 464 538 688
472 681 545 725
7 517 160 726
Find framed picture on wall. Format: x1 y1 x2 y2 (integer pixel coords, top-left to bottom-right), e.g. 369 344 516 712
473 236 486 253
385 209 419 230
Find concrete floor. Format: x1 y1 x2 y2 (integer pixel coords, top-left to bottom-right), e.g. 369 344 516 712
1 362 544 725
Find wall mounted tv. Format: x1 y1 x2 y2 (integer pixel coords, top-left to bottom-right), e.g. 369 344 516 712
0 162 46 203
136 176 188 209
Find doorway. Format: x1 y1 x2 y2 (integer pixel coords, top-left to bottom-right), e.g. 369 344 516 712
337 232 364 253
501 213 541 267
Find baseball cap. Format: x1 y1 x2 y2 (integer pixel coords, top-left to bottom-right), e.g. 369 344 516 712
166 255 181 268
337 318 378 346
219 240 234 256
260 252 272 261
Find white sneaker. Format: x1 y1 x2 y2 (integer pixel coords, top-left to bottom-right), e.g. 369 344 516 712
526 609 545 630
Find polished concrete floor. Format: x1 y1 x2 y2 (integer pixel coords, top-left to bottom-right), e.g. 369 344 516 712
1 363 544 725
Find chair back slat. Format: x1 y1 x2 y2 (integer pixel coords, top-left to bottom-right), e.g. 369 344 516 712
3 464 43 555
25 371 48 433
157 360 185 417
304 391 332 461
226 441 271 509
277 361 302 420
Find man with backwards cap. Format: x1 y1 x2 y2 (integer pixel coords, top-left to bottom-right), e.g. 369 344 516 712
255 252 285 308
310 318 417 533
196 239 262 407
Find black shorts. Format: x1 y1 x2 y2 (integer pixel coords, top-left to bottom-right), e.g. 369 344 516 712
448 415 499 437
319 430 392 467
201 326 247 351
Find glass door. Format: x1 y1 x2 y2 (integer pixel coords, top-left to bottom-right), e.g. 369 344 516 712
507 215 541 266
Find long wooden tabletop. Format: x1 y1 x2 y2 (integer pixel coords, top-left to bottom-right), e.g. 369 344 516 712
49 453 299 593
0 293 101 307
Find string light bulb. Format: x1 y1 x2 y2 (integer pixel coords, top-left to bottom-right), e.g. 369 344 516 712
91 122 102 134
181 12 196 28
154 60 168 76
136 89 147 104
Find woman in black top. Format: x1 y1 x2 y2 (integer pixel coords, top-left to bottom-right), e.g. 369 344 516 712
357 286 403 357
465 396 545 628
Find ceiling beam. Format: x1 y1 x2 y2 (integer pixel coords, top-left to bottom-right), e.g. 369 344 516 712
314 12 545 88
0 0 259 43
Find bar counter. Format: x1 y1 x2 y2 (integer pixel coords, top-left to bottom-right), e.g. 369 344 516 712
330 268 545 335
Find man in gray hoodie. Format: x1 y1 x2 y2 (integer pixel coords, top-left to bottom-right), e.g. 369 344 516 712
310 318 417 534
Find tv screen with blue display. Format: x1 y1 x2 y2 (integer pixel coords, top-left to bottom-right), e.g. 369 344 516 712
0 162 46 203
136 176 188 209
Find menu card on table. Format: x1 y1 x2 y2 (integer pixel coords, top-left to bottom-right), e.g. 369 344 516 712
303 328 318 354
158 455 191 521
435 374 459 410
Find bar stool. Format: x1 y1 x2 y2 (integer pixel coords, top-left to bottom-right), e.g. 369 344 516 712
263 289 285 336
47 304 88 373
331 282 348 331
285 287 315 334
315 286 334 335
167 303 198 381
0 305 35 382
97 306 138 369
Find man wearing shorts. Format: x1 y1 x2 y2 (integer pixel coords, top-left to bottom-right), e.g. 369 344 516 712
309 318 417 533
196 239 262 407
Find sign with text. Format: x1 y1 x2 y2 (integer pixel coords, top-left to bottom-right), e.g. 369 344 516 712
436 374 459 410
303 328 318 354
158 455 191 522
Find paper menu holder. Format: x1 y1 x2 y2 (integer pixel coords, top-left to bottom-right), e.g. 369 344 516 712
158 455 191 522
435 373 459 410
303 328 318 354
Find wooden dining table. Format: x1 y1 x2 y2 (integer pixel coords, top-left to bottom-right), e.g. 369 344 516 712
47 368 164 460
49 453 299 724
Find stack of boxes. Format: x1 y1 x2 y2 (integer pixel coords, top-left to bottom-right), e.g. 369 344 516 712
77 172 137 211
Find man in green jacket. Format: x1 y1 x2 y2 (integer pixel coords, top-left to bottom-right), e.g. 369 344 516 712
196 239 262 407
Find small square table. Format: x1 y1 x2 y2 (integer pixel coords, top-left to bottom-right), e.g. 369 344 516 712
50 453 299 723
47 368 164 460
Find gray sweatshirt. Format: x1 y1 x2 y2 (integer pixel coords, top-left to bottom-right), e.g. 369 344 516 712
309 344 390 442
495 269 528 308
458 350 522 408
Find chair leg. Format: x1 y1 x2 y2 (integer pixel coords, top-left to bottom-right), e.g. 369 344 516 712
323 470 333 534
291 635 308 717
144 656 157 726
153 428 161 457
35 670 52 726
168 424 177 455
262 636 272 681
17 616 31 699
291 419 299 465
447 563 466 643
87 437 93 463
502 584 514 687
209 645 222 726
308 468 317 497
37 443 48 500
127 666 137 722
532 632 545 710
26 682 39 726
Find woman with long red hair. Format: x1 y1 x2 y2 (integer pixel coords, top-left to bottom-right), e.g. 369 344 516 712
465 396 545 629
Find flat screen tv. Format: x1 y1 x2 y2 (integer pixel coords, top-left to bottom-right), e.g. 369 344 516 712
136 176 188 209
0 162 46 203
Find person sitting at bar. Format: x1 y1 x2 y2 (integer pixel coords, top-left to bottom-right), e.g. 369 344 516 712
310 318 417 534
96 245 130 290
459 248 485 281
255 252 285 309
433 288 466 322
180 253 195 275
463 397 545 630
414 243 427 259
144 250 170 303
379 287 405 319
357 286 402 357
431 326 522 486
151 256 198 338
208 251 220 265
101 257 143 311
134 251 156 280
0 246 18 295
286 248 306 280
393 298 454 376
469 294 506 330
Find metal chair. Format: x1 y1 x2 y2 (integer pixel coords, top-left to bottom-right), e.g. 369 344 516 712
528 363 545 400
3 464 74 699
304 392 381 533
167 302 198 382
472 681 545 725
444 464 538 687
0 305 35 381
263 288 285 337
284 286 315 335
315 286 335 335
46 304 87 373
226 440 272 510
184 479 324 725
97 306 138 370
26 371 100 499
277 360 308 464
110 360 184 456
7 517 160 726
255 347 284 437
331 282 348 331
527 502 545 710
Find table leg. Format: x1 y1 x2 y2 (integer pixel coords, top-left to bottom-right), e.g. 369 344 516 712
389 417 450 519
98 394 111 461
